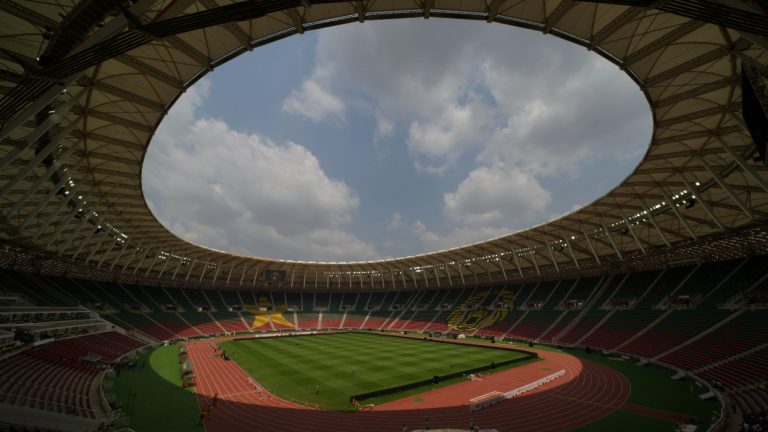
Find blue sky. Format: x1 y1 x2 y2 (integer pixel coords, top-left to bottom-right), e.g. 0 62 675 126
142 19 651 262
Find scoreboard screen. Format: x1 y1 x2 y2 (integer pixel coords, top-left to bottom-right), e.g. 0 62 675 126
264 270 287 282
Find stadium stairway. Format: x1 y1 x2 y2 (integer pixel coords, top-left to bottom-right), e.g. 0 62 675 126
658 310 768 371
557 274 622 344
612 309 673 352
507 309 562 341
414 307 445 332
407 290 451 332
354 310 372 329
562 273 631 346
207 312 229 333
130 285 164 311
579 268 671 350
536 278 596 342
476 307 524 337
730 386 768 414
500 309 531 339
554 276 614 341
697 343 768 389
617 260 747 358
108 313 175 341
387 290 425 330
342 311 367 329
402 291 434 330
484 282 540 338
89 281 132 311
396 308 419 331
619 307 734 360
572 310 615 346
421 309 449 332
652 310 745 363
540 310 576 342
464 287 510 336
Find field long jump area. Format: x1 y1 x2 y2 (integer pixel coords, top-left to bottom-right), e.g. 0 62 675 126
187 334 630 431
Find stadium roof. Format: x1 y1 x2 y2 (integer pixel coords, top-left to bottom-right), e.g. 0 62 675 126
1 0 768 290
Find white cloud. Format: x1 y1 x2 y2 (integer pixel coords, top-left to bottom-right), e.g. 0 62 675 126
144 81 377 261
385 212 515 252
443 162 551 227
376 114 394 137
146 20 652 261
478 56 650 176
383 163 550 251
286 20 650 257
282 70 345 122
307 21 649 178
407 95 493 174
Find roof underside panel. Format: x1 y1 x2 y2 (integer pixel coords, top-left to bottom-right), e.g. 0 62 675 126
0 0 766 290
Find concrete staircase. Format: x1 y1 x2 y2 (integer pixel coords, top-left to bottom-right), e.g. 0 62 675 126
651 309 745 361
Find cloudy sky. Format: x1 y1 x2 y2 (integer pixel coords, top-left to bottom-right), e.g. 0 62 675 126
142 19 651 262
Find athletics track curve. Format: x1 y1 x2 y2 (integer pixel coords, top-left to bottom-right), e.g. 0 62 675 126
186 339 630 431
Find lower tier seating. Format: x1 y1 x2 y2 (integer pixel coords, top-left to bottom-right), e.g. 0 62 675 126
507 310 561 340
580 308 664 350
0 332 143 419
619 308 733 359
341 313 367 329
699 348 768 389
659 311 768 371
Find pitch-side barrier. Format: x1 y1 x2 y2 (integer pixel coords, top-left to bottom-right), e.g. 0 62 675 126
470 369 566 412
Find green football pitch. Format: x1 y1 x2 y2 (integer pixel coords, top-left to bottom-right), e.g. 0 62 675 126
219 332 531 410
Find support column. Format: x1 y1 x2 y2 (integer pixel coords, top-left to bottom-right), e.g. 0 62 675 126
581 228 601 264
701 158 754 218
512 253 524 278
601 224 623 259
562 234 579 269
681 177 725 230
716 136 768 193
639 200 672 247
96 234 119 268
547 242 560 273
659 187 697 239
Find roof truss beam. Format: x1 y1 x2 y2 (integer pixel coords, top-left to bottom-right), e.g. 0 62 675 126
656 102 741 128
654 77 734 108
645 39 750 86
622 20 705 68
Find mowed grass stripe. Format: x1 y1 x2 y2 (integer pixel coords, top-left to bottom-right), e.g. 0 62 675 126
233 337 399 390
221 333 527 410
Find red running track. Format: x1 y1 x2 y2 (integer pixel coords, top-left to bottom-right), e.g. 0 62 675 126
187 340 629 431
